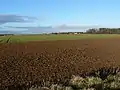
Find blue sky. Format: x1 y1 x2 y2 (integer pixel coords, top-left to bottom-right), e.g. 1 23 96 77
0 0 120 33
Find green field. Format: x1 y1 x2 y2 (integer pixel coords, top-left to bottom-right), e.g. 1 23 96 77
0 34 120 43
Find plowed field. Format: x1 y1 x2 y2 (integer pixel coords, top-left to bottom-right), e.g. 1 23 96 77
1 38 120 89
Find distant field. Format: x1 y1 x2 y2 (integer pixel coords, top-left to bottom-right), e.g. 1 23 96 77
0 34 120 43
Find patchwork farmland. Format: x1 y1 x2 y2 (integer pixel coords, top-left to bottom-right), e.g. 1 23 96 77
1 34 120 90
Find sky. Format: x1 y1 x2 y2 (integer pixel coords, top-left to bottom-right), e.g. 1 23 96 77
0 0 120 33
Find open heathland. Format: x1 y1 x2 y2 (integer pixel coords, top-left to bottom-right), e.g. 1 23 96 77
1 36 120 89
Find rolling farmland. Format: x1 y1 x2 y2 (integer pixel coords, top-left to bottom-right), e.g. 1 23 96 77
1 34 120 89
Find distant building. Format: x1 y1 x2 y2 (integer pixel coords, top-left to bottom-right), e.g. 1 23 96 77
74 33 78 34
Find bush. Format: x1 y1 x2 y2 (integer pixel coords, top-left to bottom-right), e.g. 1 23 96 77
70 67 120 90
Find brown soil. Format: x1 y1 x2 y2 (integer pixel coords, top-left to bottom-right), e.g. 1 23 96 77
1 38 120 88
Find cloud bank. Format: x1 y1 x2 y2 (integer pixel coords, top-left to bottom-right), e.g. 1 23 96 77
0 14 100 34
1 24 100 34
0 14 37 25
55 24 100 29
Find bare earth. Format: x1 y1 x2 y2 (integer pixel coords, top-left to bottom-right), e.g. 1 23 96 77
1 38 120 88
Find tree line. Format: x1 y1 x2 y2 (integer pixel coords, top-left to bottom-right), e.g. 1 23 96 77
51 28 120 34
86 28 120 34
0 34 14 36
51 32 84 34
